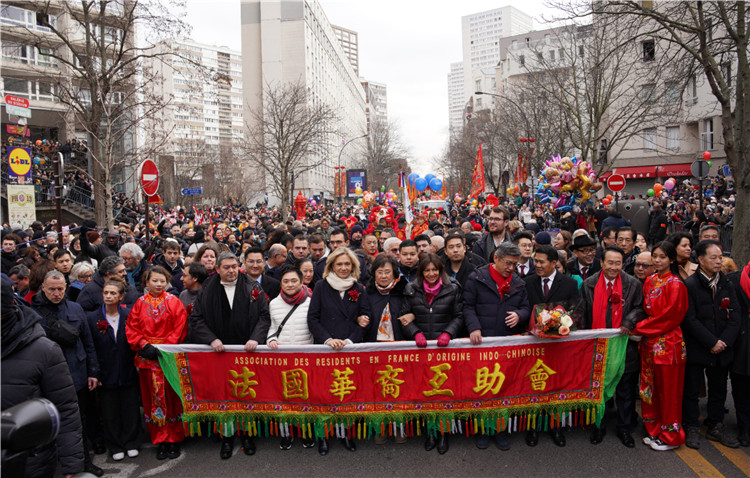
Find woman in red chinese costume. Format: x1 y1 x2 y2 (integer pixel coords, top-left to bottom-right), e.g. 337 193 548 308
633 241 688 451
126 266 188 460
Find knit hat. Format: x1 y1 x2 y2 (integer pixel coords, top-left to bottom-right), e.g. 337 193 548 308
534 232 552 245
350 224 364 234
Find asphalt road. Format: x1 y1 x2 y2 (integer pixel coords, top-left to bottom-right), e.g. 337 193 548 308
76 404 749 478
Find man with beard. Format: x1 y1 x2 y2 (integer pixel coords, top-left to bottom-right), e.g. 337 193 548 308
472 206 512 263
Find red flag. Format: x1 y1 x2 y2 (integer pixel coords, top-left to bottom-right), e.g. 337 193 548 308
470 143 486 198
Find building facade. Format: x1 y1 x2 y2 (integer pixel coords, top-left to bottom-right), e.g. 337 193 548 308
332 25 359 76
361 78 387 131
240 0 367 204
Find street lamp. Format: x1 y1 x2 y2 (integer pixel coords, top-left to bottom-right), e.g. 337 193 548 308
336 133 369 203
475 91 535 204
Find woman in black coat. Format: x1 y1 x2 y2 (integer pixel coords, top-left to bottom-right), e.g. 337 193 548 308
398 252 463 455
86 277 140 461
307 247 370 455
363 254 407 343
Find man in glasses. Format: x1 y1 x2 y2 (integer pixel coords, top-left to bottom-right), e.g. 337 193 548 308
567 234 600 281
633 251 655 284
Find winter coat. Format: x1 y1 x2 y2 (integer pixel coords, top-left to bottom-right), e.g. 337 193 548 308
2 302 84 476
472 231 512 264
601 212 631 231
682 271 741 367
267 296 313 345
463 266 531 337
440 251 487 290
77 271 139 313
364 276 407 342
32 294 100 392
400 278 464 340
151 253 184 294
87 306 138 389
307 279 370 344
727 270 750 375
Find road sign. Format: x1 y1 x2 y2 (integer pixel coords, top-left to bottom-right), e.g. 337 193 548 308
181 187 203 196
5 104 31 118
720 164 732 177
690 177 711 186
139 159 159 196
691 160 710 179
5 95 29 108
607 174 626 192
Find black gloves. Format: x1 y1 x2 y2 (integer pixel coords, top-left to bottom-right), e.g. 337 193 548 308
138 344 161 360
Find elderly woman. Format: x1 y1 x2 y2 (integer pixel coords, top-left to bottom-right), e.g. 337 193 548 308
399 252 463 455
68 261 95 302
194 243 220 277
267 265 315 451
307 247 371 455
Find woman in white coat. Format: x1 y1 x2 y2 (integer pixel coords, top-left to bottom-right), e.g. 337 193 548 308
267 265 314 450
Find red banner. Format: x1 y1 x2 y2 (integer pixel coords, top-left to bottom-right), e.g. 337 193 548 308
158 332 626 437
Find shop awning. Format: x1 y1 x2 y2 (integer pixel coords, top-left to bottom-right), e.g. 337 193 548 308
612 166 658 179
599 171 613 180
656 163 692 177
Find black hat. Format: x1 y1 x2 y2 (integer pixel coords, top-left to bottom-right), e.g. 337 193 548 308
570 234 597 250
428 221 443 231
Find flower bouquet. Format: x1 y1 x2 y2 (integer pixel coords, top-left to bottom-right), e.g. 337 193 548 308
532 304 574 338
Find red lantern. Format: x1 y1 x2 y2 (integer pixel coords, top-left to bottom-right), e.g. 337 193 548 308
702 151 711 160
520 137 527 143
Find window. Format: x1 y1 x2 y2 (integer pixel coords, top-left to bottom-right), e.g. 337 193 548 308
519 55 525 66
642 83 656 103
666 126 680 150
722 62 732 86
476 98 482 108
549 50 555 61
578 45 585 57
643 128 657 150
701 119 714 150
665 82 680 104
685 75 697 105
475 79 481 91
642 41 655 61
2 77 29 97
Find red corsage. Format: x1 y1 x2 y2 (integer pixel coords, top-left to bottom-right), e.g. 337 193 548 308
720 297 731 310
185 304 193 316
96 320 108 335
348 289 359 302
251 289 260 301
500 283 511 296
610 293 622 305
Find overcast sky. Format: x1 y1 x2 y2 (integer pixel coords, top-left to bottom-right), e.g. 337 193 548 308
185 0 561 174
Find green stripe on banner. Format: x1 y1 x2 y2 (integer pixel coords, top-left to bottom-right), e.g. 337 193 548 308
598 334 628 426
159 352 182 405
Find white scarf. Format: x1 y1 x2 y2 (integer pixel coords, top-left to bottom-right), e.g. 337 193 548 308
221 279 238 309
326 273 356 298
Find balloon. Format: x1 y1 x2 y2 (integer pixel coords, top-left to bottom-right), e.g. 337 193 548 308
506 188 514 196
408 173 418 185
414 177 428 191
35 139 42 146
357 198 363 204
647 189 655 197
428 177 443 191
424 174 435 183
606 194 613 201
707 161 712 168
39 159 45 165
355 187 362 195
653 183 663 195
471 199 478 206
664 179 675 190
33 157 41 165
602 198 611 206
381 185 385 192
702 151 711 160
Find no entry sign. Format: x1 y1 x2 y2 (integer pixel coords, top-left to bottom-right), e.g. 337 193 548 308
607 174 626 192
140 159 159 196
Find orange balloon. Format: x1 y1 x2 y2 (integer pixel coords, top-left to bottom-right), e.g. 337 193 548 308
606 194 613 201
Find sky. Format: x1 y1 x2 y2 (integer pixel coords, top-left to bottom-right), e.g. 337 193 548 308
184 0 562 174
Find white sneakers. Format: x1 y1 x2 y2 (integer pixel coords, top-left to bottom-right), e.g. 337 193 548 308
650 439 678 451
127 449 139 458
642 435 656 446
112 452 125 461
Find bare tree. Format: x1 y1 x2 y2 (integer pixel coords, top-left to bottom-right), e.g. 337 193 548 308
352 119 410 192
588 0 749 262
243 81 339 220
9 0 191 228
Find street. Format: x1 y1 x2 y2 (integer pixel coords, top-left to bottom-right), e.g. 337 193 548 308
77 405 749 478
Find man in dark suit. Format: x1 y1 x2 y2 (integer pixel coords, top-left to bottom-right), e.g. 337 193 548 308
514 231 536 278
524 245 580 448
243 247 281 301
577 246 645 448
440 229 486 289
567 234 600 280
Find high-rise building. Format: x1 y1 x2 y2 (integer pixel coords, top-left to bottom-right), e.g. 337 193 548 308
447 62 465 132
361 78 387 130
151 39 245 202
240 0 366 203
332 25 359 76
448 6 532 131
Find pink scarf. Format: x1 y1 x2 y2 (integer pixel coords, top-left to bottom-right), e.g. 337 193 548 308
423 279 443 305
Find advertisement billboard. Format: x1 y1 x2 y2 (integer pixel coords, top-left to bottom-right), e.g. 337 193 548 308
346 169 367 198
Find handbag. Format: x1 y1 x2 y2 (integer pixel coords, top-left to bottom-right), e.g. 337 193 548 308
267 304 300 341
45 317 81 348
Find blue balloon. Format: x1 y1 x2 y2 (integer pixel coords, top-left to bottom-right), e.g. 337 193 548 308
408 173 418 186
428 177 443 191
424 174 435 183
414 177 428 191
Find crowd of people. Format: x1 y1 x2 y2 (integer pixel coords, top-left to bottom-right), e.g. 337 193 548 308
1 183 747 476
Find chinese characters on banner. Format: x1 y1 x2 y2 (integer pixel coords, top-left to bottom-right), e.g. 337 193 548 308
159 332 627 438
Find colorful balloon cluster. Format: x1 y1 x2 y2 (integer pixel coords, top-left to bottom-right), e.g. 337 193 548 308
535 155 603 211
408 173 443 192
647 178 678 198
